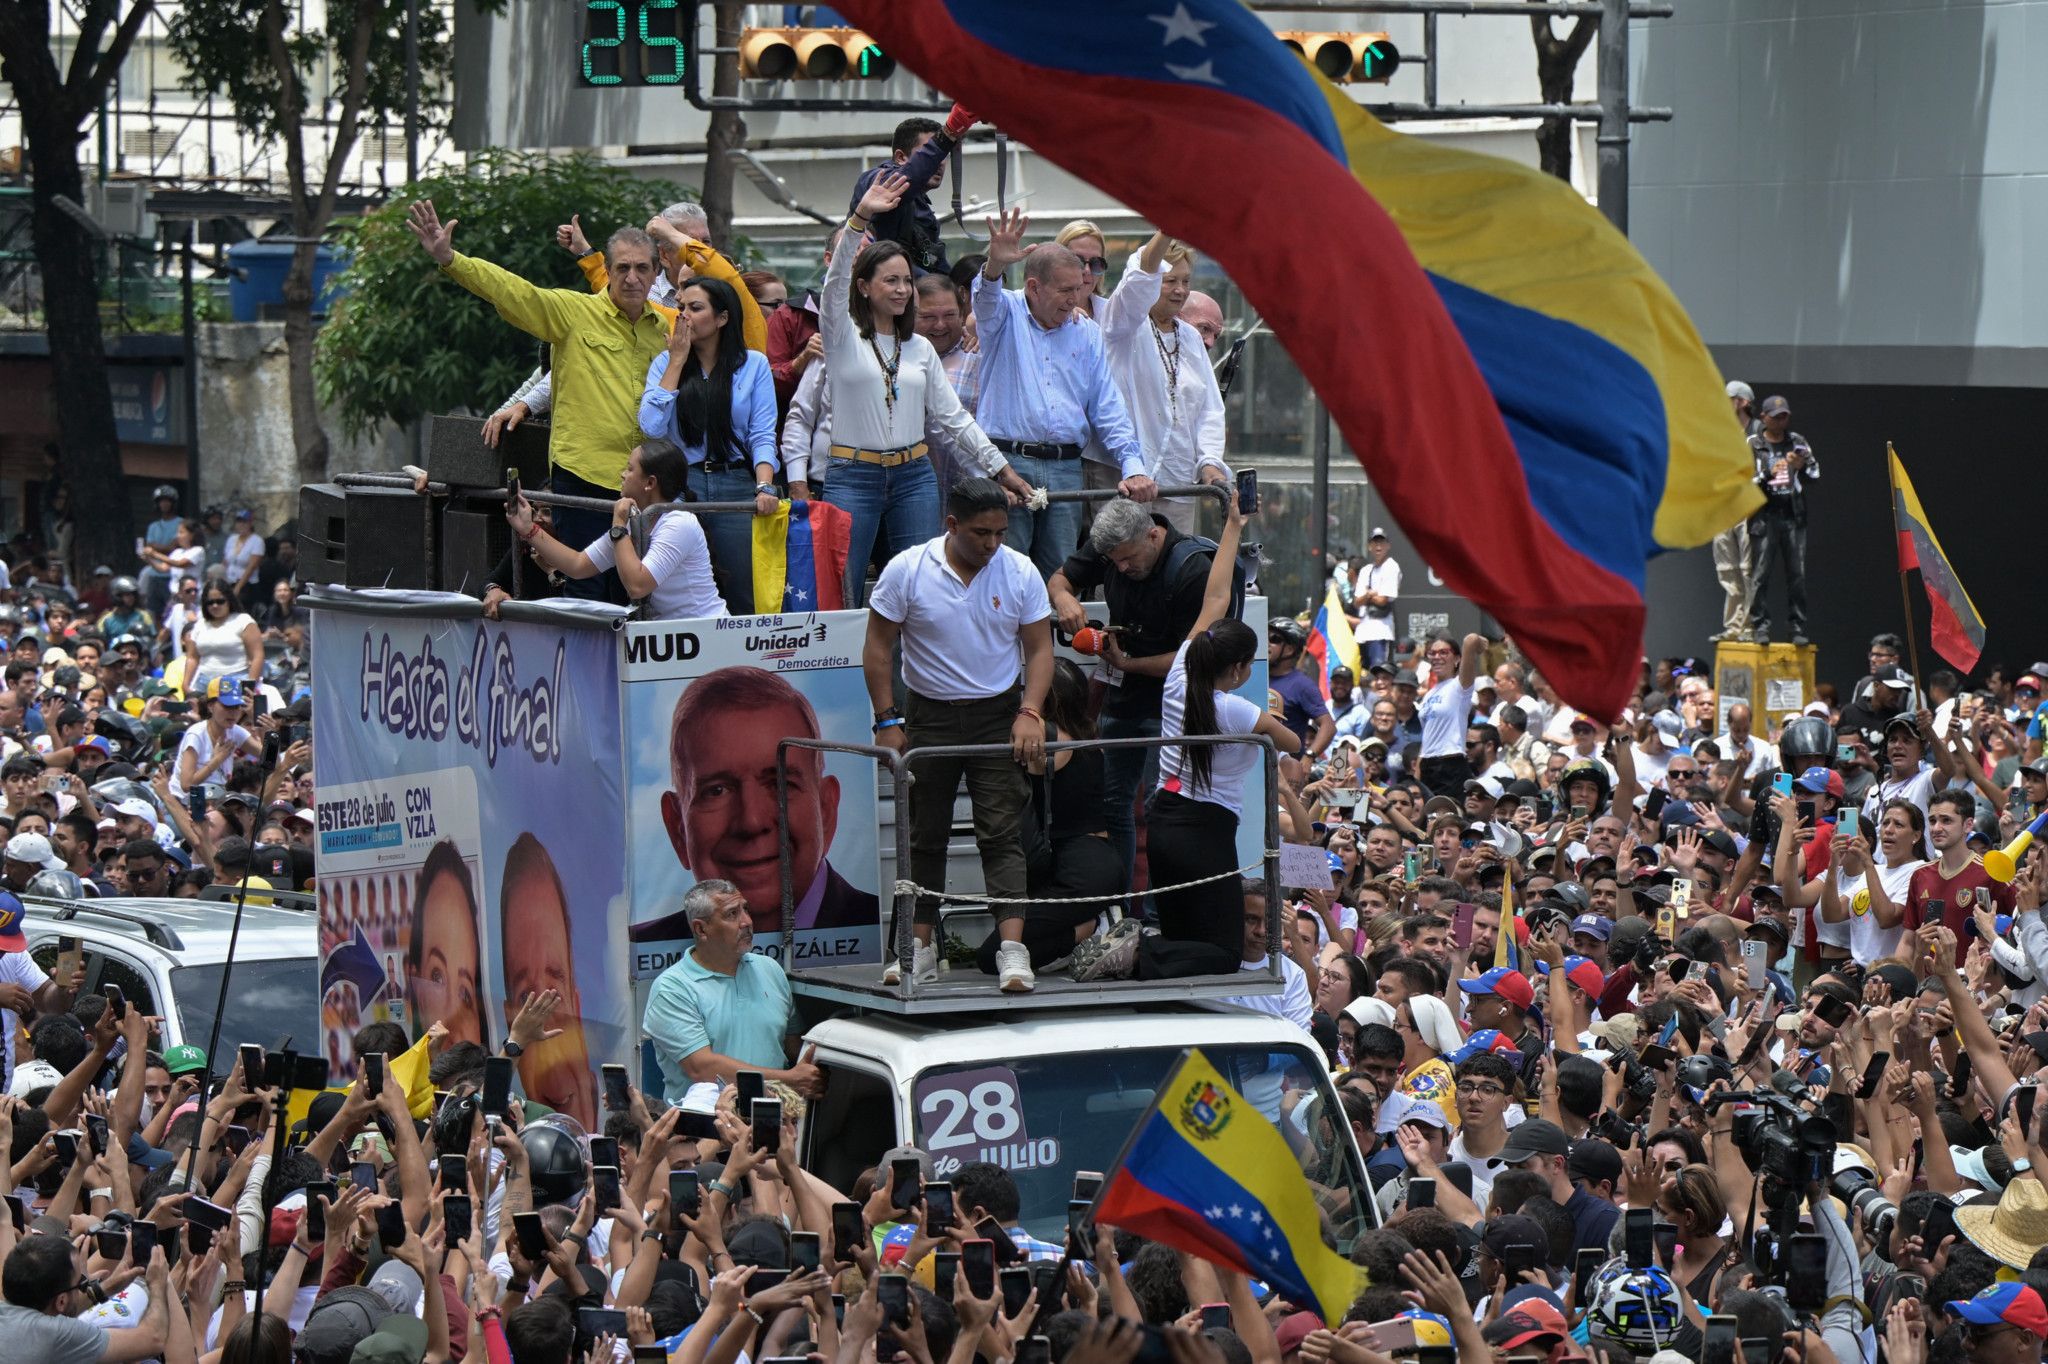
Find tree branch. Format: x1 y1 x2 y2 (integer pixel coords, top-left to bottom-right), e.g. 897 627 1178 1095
314 0 384 228
260 0 313 227
64 0 115 96
82 0 159 111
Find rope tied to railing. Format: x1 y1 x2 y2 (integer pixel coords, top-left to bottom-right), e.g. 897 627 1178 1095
892 857 1268 906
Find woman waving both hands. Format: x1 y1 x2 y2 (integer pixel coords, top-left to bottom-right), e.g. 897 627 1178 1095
825 169 1034 605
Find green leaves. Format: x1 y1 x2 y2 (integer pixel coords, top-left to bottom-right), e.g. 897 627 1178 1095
312 150 690 441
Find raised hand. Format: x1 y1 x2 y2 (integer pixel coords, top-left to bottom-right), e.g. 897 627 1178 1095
984 207 1030 272
557 213 590 256
857 170 913 223
406 200 458 266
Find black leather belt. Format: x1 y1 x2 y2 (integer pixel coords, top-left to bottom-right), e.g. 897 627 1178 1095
992 438 1083 460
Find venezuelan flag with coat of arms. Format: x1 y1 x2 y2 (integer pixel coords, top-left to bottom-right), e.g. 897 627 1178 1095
1094 1048 1366 1322
753 499 854 613
833 0 1761 720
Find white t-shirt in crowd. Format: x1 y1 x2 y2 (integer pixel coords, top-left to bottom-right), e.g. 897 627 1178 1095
1354 558 1401 643
0 951 48 1093
222 531 264 583
1832 856 1924 962
1161 641 1263 815
165 544 204 594
1864 762 1938 854
582 508 727 622
870 537 1050 701
171 722 251 798
1418 674 1477 759
188 612 256 691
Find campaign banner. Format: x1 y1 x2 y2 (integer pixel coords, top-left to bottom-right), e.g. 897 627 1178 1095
621 610 885 978
311 602 628 1133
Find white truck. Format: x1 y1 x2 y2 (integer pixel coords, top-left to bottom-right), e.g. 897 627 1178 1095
793 995 1377 1250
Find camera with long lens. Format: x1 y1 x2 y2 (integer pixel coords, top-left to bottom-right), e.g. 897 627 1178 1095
1830 1169 1898 1249
1707 1081 1837 1242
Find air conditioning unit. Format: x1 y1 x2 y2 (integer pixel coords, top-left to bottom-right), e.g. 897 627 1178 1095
120 127 179 161
88 178 155 240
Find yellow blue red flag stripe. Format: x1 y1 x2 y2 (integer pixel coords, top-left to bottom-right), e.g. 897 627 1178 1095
835 0 1760 719
1888 444 1984 673
1094 1048 1366 1323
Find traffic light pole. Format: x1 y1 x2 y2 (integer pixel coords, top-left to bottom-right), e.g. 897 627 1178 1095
1597 0 1631 232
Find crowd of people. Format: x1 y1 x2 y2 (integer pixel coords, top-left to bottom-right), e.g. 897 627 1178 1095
9 106 2048 1364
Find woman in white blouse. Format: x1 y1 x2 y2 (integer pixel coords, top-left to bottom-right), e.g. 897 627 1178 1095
182 582 264 696
222 508 266 612
826 171 1031 605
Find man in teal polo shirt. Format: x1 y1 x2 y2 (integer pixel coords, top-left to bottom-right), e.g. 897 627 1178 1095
642 879 822 1101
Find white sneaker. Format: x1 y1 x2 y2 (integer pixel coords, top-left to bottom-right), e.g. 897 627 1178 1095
883 941 938 987
997 941 1036 993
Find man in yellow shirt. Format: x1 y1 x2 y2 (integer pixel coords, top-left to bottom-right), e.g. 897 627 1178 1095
407 198 667 600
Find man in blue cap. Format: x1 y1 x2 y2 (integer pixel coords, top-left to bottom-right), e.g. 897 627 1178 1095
1948 1282 2048 1363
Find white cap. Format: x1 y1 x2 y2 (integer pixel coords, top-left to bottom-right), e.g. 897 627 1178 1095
3 833 59 870
1652 710 1685 740
290 807 317 826
111 798 157 825
8 1059 62 1096
1725 380 1754 402
1368 526 1389 539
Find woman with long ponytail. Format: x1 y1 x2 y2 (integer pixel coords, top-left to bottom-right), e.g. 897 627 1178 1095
1144 494 1302 976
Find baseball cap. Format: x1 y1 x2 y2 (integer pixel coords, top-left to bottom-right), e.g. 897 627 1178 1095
74 735 112 756
1535 954 1606 998
1465 775 1504 801
1392 669 1419 688
1273 1313 1321 1355
1374 1093 1451 1135
1368 527 1389 540
1725 380 1755 402
8 1058 61 1097
2020 674 2047 695
1569 913 1612 942
1566 1138 1624 1189
297 1288 396 1364
1465 967 1535 1012
1483 1308 1567 1352
163 1044 208 1077
1497 1118 1572 1164
1479 1213 1550 1261
1948 1283 2048 1339
3 833 59 871
0 890 25 951
1651 711 1684 741
1446 1028 1523 1067
1760 395 1791 416
351 1315 429 1364
209 676 246 707
111 797 157 825
1795 766 1845 798
726 1217 790 1269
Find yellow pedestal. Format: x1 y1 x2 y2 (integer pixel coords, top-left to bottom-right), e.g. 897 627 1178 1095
1714 642 1819 730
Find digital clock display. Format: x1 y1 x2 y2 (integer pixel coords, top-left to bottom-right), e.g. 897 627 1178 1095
578 0 686 87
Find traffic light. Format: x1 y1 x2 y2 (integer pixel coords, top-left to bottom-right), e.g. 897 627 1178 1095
1275 31 1401 84
739 27 894 81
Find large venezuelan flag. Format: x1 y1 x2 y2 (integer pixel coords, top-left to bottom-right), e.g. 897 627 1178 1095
834 0 1760 719
1095 1048 1366 1322
1888 444 1984 673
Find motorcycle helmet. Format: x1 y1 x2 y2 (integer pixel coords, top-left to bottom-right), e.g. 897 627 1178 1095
25 870 82 900
1778 715 1834 773
1584 1259 1684 1352
109 577 139 598
521 1112 590 1207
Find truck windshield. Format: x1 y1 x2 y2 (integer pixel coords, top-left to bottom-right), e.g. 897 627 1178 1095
910 1044 1371 1250
172 957 320 1056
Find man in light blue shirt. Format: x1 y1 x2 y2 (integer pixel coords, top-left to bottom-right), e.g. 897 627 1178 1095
641 879 821 1102
973 209 1154 577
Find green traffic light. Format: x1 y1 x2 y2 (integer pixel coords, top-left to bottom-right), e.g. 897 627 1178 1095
1361 39 1401 80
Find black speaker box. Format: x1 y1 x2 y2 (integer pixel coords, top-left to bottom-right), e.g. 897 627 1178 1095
296 483 349 586
426 413 551 490
440 508 510 595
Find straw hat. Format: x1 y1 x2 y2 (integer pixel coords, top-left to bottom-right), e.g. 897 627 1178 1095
1958 1175 2048 1270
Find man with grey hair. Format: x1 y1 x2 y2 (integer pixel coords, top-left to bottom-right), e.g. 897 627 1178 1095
1047 496 1222 884
409 199 665 601
641 877 822 1099
973 208 1151 577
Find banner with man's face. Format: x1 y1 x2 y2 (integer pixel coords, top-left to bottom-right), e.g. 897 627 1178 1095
310 602 629 1132
620 611 884 979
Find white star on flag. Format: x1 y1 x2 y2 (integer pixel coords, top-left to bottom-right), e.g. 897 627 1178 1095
789 586 809 602
1228 1203 1243 1218
1149 3 1216 45
1265 1225 1276 1240
1207 1206 1225 1220
1165 59 1224 85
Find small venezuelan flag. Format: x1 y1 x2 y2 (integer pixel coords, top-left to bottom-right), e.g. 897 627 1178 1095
833 0 1761 720
1888 444 1984 673
1095 1048 1366 1322
1304 588 1360 704
752 499 853 613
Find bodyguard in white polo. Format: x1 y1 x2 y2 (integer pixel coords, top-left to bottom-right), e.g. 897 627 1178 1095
864 478 1054 994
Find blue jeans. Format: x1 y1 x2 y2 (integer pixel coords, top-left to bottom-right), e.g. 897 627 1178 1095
688 463 759 615
823 454 938 607
550 468 622 602
1098 709 1161 889
1361 638 1393 668
1003 454 1085 578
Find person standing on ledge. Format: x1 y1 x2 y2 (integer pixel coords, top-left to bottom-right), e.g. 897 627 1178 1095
864 478 1053 994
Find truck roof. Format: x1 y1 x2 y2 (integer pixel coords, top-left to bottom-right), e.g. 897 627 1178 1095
805 1001 1316 1075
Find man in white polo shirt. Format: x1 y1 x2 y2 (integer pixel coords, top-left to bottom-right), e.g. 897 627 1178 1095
865 478 1054 993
